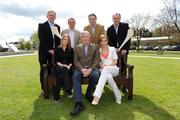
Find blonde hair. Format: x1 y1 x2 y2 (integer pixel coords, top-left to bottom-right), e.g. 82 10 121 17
99 34 108 47
59 34 71 50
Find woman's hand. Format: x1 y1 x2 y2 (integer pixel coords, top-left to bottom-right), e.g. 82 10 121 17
101 64 106 68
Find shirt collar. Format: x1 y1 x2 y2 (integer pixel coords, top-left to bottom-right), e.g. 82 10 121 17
113 24 119 28
83 43 90 47
48 21 55 27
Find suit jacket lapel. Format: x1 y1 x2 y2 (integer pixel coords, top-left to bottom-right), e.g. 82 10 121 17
74 30 77 46
87 43 92 57
87 26 95 40
45 21 53 39
80 44 86 57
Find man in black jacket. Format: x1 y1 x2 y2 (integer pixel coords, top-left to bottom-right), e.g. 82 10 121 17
107 13 130 55
38 10 60 95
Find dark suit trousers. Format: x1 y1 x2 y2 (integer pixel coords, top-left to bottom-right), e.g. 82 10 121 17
39 53 52 90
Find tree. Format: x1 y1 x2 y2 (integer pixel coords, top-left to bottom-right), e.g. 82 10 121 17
153 25 177 37
171 33 180 44
154 0 180 34
30 31 39 50
127 14 152 52
18 38 25 50
24 41 32 50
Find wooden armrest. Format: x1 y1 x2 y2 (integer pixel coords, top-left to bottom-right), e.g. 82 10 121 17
126 64 134 69
126 64 134 80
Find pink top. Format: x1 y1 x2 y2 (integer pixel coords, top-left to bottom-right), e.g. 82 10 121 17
99 46 118 66
101 52 108 59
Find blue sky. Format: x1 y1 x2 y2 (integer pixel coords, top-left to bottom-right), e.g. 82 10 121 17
0 0 166 42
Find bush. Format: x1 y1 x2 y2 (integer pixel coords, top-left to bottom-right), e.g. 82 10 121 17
171 33 180 44
18 42 25 50
24 41 32 50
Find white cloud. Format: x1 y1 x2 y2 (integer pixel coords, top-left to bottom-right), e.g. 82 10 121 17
0 0 164 42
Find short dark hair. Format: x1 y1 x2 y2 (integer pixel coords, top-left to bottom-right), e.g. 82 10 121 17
68 18 75 22
47 10 56 15
88 13 97 19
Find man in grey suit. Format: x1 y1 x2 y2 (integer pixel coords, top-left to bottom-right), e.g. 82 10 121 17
70 31 100 116
61 18 80 48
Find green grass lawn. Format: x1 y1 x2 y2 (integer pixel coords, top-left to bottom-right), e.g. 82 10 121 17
0 53 180 120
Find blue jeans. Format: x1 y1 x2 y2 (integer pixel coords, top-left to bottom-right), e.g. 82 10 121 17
73 69 100 102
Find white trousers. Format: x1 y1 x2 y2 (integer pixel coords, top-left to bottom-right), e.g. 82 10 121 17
93 66 121 101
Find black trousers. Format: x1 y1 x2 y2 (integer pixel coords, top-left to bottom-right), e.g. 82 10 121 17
55 66 72 93
53 66 72 100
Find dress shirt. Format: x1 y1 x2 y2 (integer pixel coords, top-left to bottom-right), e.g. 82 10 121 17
68 29 75 48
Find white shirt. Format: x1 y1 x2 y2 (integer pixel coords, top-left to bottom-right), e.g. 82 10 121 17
68 29 75 48
113 24 119 34
99 46 118 66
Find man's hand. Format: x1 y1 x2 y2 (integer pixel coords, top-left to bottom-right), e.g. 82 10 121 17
48 50 54 54
81 68 92 77
121 50 127 55
116 48 121 53
85 68 92 77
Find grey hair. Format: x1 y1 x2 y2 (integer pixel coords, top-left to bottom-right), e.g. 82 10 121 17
112 13 121 18
80 31 90 37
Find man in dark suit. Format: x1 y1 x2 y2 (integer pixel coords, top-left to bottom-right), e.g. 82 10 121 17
70 31 100 116
107 13 130 54
38 10 60 95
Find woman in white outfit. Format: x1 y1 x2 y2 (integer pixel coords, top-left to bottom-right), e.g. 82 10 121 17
92 35 121 105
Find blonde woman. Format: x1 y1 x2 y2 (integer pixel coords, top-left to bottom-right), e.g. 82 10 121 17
54 34 74 102
92 35 121 105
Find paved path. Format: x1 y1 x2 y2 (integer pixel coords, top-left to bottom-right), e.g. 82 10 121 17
0 53 37 58
1 53 180 60
129 55 180 60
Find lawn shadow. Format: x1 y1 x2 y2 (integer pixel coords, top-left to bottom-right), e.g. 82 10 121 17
29 87 175 120
88 86 175 120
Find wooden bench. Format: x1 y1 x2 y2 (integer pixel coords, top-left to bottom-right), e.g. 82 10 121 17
43 53 134 100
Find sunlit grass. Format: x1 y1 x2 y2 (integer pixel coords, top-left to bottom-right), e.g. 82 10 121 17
0 54 179 120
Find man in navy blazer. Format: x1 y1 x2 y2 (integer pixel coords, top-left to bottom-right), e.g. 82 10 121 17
107 13 130 55
38 10 60 94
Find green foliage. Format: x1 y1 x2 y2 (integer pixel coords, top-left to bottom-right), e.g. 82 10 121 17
18 42 25 50
171 33 180 44
30 31 39 50
18 38 25 50
24 41 32 50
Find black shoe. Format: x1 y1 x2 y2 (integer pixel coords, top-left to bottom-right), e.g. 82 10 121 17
85 95 94 103
70 102 85 116
54 96 60 101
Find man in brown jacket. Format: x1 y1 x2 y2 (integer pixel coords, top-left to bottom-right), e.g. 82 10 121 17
84 13 106 44
70 31 100 116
